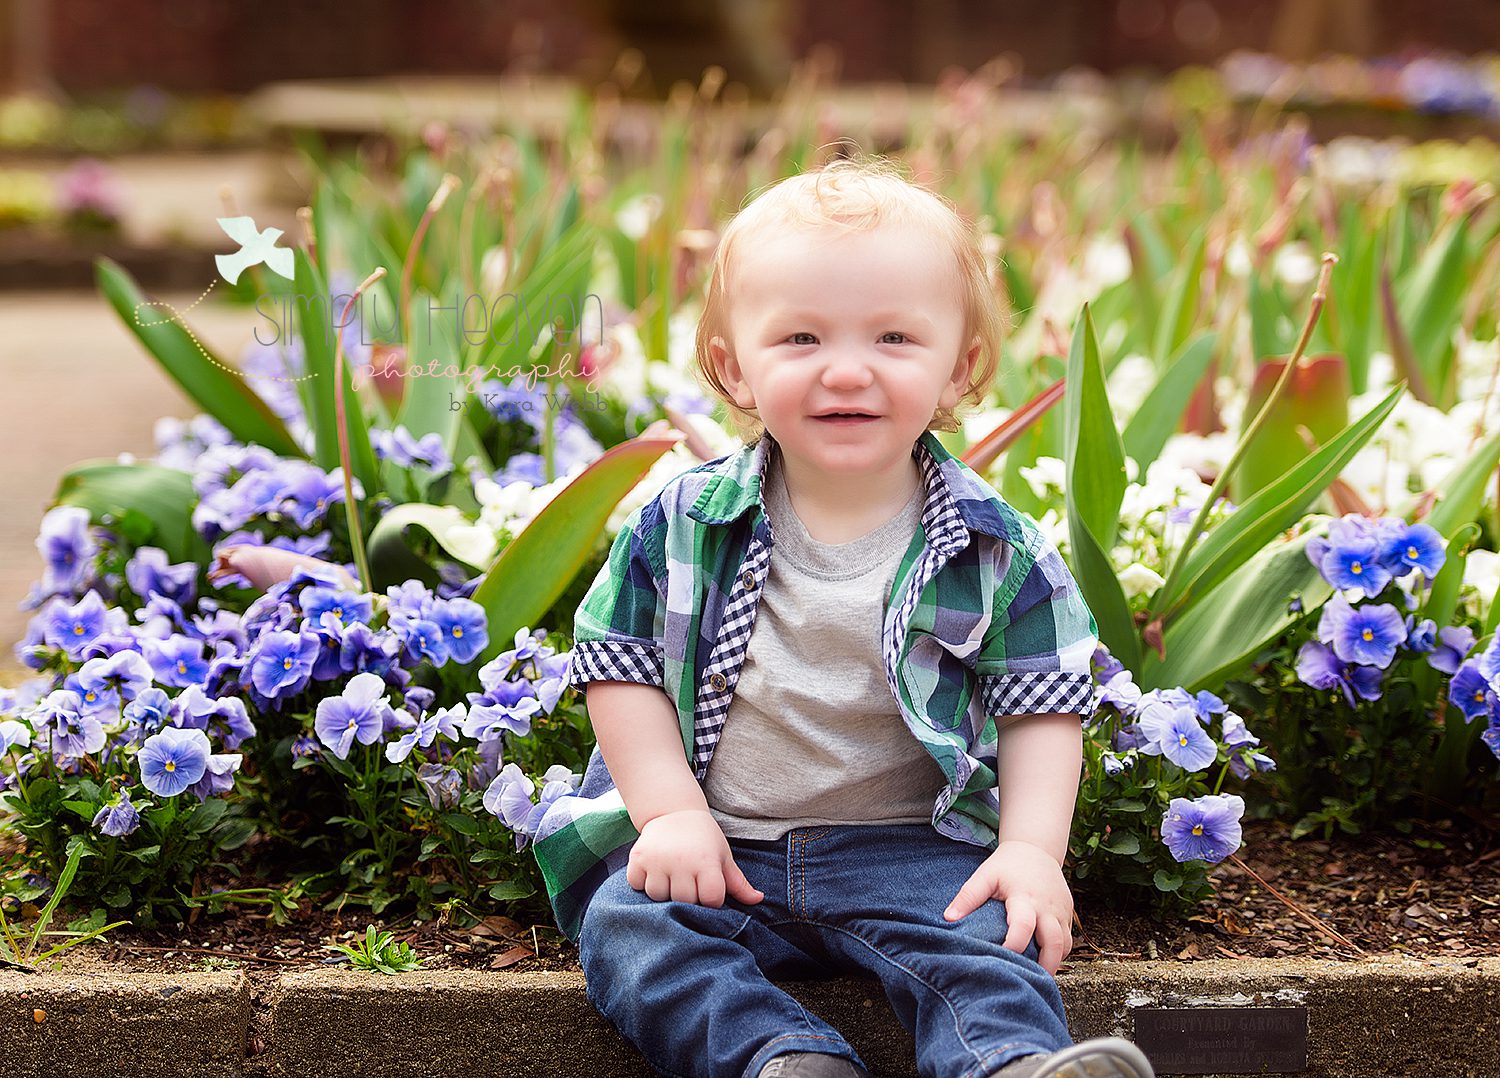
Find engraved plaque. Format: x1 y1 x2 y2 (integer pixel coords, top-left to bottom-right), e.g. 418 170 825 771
1134 1006 1309 1074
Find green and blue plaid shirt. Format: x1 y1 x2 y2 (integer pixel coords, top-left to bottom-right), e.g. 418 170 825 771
532 428 1099 944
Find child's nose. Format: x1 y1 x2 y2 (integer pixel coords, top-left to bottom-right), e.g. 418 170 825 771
819 351 876 384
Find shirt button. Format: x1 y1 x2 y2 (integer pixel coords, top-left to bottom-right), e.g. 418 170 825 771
709 672 727 692
741 569 755 591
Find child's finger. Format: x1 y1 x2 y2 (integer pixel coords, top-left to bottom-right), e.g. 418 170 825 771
722 855 764 904
1035 916 1069 975
942 873 993 921
1001 901 1037 957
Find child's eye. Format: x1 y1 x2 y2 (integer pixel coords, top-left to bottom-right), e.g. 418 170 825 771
788 333 817 346
881 332 909 344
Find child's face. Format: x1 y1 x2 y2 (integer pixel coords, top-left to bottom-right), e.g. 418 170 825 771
710 220 978 480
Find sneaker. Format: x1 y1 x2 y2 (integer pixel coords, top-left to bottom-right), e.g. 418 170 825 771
988 1036 1156 1078
757 1051 873 1077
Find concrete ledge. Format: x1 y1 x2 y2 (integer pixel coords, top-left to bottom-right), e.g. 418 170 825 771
3 958 1496 1076
0 970 249 1078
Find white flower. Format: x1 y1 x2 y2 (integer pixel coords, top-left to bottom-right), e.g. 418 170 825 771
1272 242 1318 288
1106 354 1157 420
1083 236 1131 289
1463 550 1499 623
1223 235 1252 279
1035 508 1070 553
1118 562 1165 599
616 193 663 241
1019 456 1067 501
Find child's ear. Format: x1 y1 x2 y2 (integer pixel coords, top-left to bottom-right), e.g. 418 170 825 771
711 335 756 410
941 335 982 407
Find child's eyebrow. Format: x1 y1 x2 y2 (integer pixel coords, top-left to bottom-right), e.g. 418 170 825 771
768 309 934 330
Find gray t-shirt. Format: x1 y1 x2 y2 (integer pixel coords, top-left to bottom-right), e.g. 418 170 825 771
703 445 949 839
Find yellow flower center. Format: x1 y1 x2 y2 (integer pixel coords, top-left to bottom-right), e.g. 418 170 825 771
347 719 357 729
452 627 464 638
85 691 96 702
177 661 187 674
73 624 84 636
1362 629 1374 641
1191 824 1203 835
283 657 293 670
1351 562 1362 574
1477 691 1487 703
1407 546 1418 560
164 760 176 772
1178 734 1189 746
333 608 343 618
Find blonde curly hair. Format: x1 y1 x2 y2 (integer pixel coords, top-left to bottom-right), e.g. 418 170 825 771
691 154 1005 445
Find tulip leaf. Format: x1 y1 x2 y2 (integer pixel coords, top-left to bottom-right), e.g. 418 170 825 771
94 258 301 457
368 503 498 591
1403 428 1500 540
471 433 685 660
1153 227 1207 365
395 286 465 452
1121 330 1218 473
1063 305 1138 668
54 460 206 565
1396 216 1468 405
1159 383 1402 614
292 248 381 497
1063 305 1127 550
1425 523 1479 632
1142 533 1332 692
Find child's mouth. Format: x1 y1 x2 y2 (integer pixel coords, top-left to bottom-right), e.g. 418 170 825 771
814 413 879 424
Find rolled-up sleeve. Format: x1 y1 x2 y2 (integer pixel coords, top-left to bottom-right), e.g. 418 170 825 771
974 530 1099 725
564 499 669 692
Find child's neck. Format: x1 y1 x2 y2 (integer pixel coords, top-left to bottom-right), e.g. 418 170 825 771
772 443 923 545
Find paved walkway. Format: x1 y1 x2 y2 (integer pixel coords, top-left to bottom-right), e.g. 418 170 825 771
1 289 260 668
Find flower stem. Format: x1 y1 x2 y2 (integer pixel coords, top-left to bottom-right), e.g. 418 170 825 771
334 267 388 593
400 174 462 343
1151 254 1339 626
1225 851 1364 953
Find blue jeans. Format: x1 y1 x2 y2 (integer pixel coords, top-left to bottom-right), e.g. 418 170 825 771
577 823 1074 1078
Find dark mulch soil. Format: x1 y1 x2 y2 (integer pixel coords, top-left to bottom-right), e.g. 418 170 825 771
24 816 1500 979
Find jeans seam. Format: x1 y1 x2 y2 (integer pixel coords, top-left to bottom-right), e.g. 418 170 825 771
800 917 993 1071
794 826 834 921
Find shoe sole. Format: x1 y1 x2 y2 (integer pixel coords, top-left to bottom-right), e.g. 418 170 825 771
1034 1039 1154 1078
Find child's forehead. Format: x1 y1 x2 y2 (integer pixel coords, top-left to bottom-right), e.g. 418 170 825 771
731 218 953 283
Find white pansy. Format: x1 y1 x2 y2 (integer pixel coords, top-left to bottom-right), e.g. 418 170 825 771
603 322 651 401
1118 562 1165 599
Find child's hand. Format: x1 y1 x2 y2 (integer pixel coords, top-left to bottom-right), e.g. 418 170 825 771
941 840 1073 975
627 808 765 909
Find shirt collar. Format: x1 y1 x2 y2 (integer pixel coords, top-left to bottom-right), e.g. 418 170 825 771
685 429 1017 552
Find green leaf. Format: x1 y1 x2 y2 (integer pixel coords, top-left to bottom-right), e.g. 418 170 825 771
1063 305 1128 551
1159 383 1402 613
368 503 496 589
487 879 536 901
1426 523 1478 630
1152 869 1184 892
1101 832 1141 856
1142 532 1333 692
1121 331 1218 473
471 432 686 661
54 461 206 564
1152 227 1207 364
1063 305 1139 668
442 812 481 837
395 286 465 451
94 258 302 456
185 797 229 836
1404 428 1500 540
292 248 380 496
1396 216 1468 405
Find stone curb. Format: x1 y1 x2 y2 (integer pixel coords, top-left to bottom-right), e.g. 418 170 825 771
3 957 1496 1077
